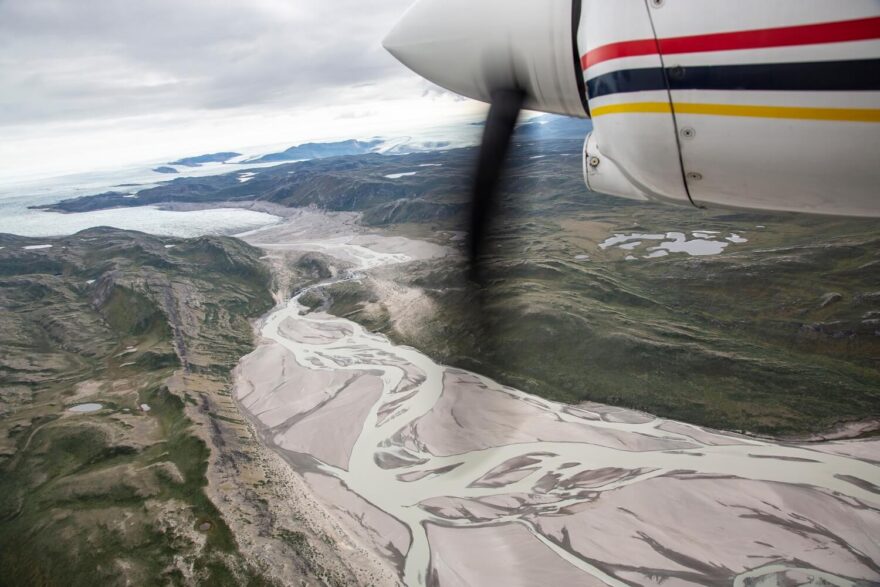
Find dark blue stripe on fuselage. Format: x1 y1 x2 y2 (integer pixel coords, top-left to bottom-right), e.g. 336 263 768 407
586 58 880 99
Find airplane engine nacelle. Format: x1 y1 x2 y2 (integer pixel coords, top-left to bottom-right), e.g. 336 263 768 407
387 0 880 218
578 0 880 216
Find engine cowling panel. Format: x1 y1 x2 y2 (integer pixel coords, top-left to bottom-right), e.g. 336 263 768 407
578 0 880 216
384 0 880 217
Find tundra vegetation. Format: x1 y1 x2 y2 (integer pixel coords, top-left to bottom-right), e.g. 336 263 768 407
0 229 283 585
31 118 880 437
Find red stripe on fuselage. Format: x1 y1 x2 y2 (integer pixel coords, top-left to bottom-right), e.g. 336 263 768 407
580 16 880 70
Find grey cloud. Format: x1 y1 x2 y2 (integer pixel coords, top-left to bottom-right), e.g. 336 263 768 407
0 0 417 126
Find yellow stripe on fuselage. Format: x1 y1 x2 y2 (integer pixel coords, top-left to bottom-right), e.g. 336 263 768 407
591 102 880 122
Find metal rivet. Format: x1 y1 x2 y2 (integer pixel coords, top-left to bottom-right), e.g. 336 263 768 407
650 0 664 7
668 66 685 80
686 172 703 181
680 127 696 139
589 156 601 168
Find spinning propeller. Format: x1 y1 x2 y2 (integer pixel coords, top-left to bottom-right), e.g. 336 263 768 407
383 0 588 277
467 87 525 279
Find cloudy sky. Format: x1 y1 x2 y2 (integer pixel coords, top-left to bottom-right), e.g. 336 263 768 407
0 0 485 180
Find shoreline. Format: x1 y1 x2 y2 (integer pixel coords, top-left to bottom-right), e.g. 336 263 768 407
749 417 880 444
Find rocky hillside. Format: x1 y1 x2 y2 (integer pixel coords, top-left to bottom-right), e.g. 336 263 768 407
26 118 880 437
312 169 880 437
0 229 282 586
33 121 584 225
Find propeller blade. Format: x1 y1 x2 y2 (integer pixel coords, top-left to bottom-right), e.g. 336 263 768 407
468 88 525 280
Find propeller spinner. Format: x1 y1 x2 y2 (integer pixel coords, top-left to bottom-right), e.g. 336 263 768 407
383 0 588 118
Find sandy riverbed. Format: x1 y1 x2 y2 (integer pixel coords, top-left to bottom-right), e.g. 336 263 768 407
234 211 880 586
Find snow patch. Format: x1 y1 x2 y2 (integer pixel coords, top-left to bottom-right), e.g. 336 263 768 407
651 232 729 256
69 403 103 413
599 233 665 250
601 229 746 258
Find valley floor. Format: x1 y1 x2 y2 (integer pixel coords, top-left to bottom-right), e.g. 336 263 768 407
233 210 880 586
